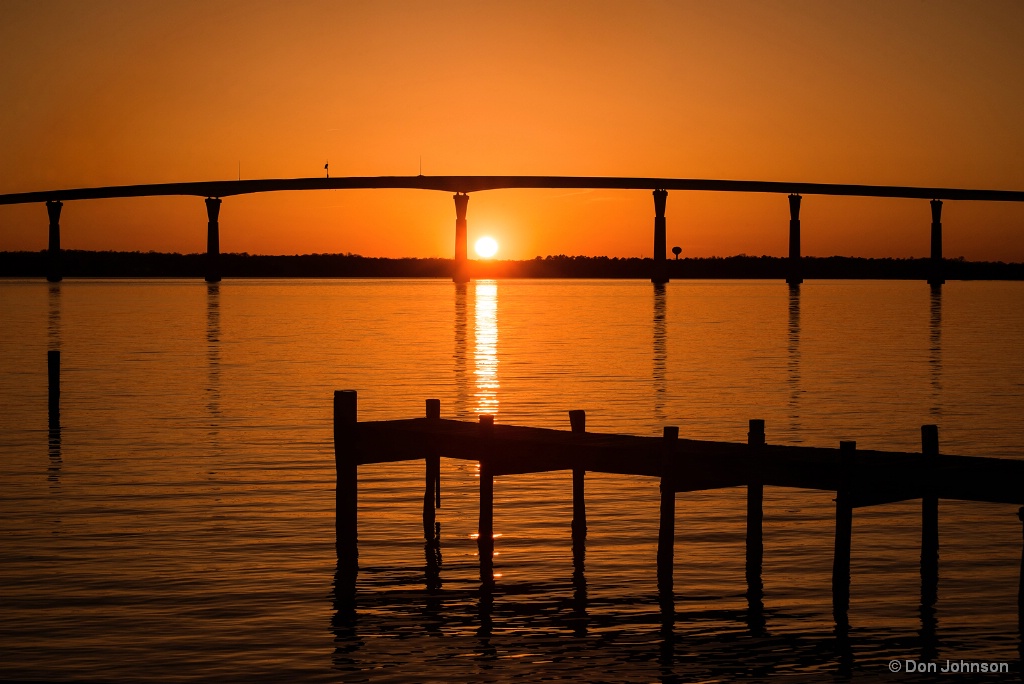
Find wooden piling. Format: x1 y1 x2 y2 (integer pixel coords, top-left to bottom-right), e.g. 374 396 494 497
1018 506 1023 632
569 410 587 538
334 390 358 577
832 440 855 616
921 425 939 605
424 399 441 539
47 350 60 429
478 414 495 586
746 419 765 609
657 426 679 595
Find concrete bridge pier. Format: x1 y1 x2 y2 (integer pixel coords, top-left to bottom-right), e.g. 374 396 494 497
652 189 668 284
46 200 63 283
205 197 222 283
786 194 803 285
928 200 944 286
453 193 469 283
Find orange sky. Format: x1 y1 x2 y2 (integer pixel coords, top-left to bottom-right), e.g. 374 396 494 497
2 0 1023 261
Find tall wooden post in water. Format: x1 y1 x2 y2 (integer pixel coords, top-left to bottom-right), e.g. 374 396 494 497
46 200 63 283
478 414 495 587
832 440 856 618
424 399 441 539
569 410 587 539
205 197 222 284
334 390 358 579
657 425 679 595
746 420 765 604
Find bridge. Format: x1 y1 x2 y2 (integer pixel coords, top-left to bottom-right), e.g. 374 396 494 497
3 175 1024 284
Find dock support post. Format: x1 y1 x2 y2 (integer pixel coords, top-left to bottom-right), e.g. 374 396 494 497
478 414 495 587
48 350 60 429
46 200 63 283
833 440 855 619
746 419 766 630
424 399 441 538
921 425 939 601
569 410 587 538
1018 506 1023 633
657 425 679 596
453 193 469 283
652 189 669 284
928 199 944 286
334 390 359 581
205 197 222 284
786 194 803 285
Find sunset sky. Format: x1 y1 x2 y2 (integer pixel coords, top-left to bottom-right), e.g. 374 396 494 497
2 0 1023 261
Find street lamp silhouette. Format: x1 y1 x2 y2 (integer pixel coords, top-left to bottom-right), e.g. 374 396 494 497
671 246 681 260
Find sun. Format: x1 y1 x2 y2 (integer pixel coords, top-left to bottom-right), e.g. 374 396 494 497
475 236 499 258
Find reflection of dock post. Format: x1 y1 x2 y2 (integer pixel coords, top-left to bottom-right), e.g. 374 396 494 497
453 193 470 283
832 441 855 617
786 194 803 285
928 199 945 286
746 420 765 606
46 200 63 283
205 197 222 284
657 425 679 595
478 414 495 587
48 350 60 429
651 189 669 284
334 390 359 580
569 410 587 539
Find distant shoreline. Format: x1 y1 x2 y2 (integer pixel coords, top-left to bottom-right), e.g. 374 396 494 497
2 250 1023 280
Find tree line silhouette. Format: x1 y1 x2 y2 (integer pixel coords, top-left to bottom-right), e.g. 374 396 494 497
2 250 1022 279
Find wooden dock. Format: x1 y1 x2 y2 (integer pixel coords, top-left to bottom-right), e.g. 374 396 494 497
332 390 1024 628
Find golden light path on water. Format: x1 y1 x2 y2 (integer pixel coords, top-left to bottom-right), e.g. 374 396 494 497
473 281 499 416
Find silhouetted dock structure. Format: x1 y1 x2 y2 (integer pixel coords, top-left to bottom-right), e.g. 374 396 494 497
333 390 1024 628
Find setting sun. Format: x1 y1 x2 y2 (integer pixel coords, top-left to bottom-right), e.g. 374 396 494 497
475 236 499 258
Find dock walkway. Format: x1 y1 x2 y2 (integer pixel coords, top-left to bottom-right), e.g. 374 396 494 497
332 390 1024 627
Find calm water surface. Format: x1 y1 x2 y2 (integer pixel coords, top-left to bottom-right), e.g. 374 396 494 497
1 278 1022 682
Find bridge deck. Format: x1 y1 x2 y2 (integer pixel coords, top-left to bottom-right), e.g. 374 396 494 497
4 174 1024 204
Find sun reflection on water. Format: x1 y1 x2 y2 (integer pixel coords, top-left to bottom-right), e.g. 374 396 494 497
473 281 499 416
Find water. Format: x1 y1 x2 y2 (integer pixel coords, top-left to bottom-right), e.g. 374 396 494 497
1 278 1022 682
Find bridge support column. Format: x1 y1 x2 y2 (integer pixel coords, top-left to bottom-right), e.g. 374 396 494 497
786 194 802 285
453 193 469 283
46 200 63 283
928 200 944 286
205 197 222 283
652 190 668 284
